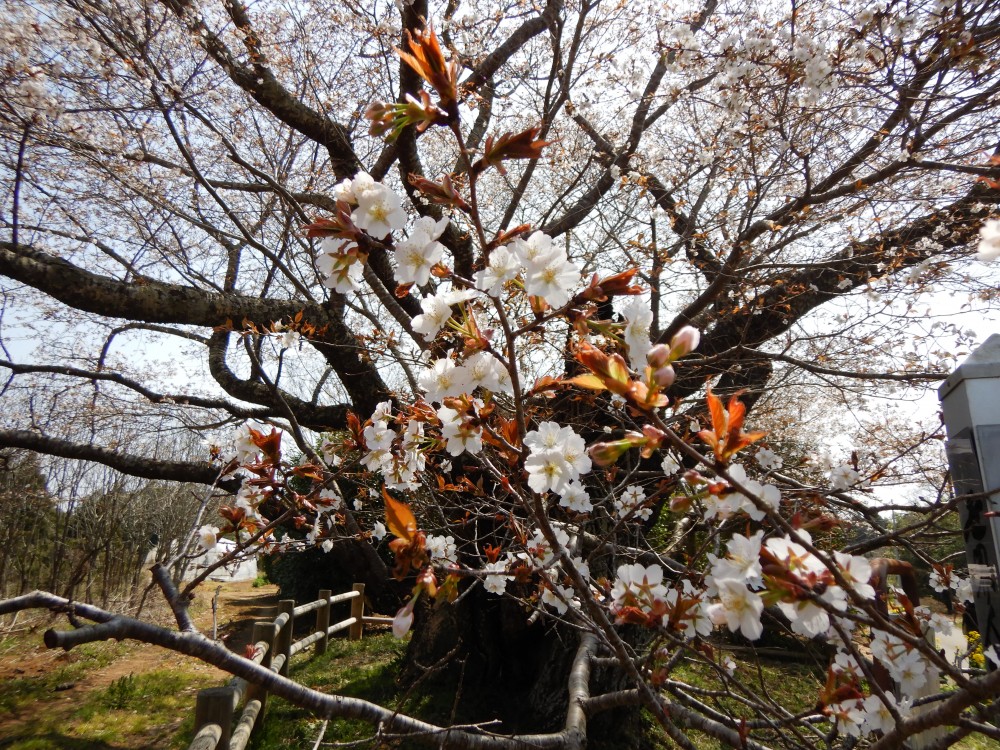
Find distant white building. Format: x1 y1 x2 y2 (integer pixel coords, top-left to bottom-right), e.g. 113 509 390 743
185 538 258 582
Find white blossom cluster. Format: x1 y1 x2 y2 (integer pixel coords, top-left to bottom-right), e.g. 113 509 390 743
928 568 974 606
610 563 713 639
829 464 861 490
360 401 425 492
232 422 261 463
523 422 592 496
426 534 458 563
704 530 875 641
828 693 912 738
754 447 782 471
702 464 780 521
417 351 513 404
317 173 407 293
475 231 582 308
614 484 651 521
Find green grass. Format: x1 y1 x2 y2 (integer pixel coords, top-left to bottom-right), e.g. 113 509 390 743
954 733 997 750
252 571 270 588
0 649 218 750
665 654 825 749
0 640 131 715
65 670 211 749
250 633 410 749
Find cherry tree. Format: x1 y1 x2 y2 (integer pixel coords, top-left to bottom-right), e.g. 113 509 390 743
2 0 1000 747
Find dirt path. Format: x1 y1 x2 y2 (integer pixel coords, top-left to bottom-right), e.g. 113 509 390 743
0 580 280 748
80 580 281 691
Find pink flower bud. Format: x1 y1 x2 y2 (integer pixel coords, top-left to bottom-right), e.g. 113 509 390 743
588 438 633 467
392 598 416 639
641 424 667 444
668 326 701 360
669 494 693 513
646 343 671 368
652 364 675 388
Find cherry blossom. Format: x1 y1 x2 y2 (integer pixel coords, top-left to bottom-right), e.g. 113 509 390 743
426 534 458 563
661 453 681 475
232 423 261 463
317 240 364 293
438 404 484 456
524 423 591 495
611 562 668 612
418 357 471 404
557 481 594 513
352 181 406 239
530 527 570 566
474 245 520 295
709 531 764 588
707 578 764 640
828 700 865 737
411 288 478 341
621 297 653 369
755 447 782 471
829 464 860 490
861 693 910 736
394 217 447 285
615 484 651 521
197 525 220 552
524 253 582 309
483 561 512 595
463 351 510 394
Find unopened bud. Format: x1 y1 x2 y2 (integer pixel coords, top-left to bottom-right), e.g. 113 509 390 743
652 364 675 388
646 343 671 368
642 424 667 444
668 326 701 360
670 494 693 513
683 469 705 485
587 438 633 467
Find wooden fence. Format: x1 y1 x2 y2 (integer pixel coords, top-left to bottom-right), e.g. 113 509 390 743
187 583 393 750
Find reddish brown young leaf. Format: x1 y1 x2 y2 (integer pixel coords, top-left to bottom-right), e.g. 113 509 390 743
471 126 553 177
397 25 458 112
408 173 471 212
382 486 418 543
697 388 766 463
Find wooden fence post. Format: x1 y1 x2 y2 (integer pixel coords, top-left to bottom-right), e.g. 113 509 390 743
350 583 365 641
246 621 276 720
316 589 331 655
276 599 295 676
192 686 236 749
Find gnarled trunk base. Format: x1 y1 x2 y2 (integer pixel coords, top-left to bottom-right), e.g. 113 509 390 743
400 588 651 748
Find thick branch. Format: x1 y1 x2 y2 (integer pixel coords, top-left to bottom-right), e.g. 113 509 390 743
0 241 388 420
0 430 240 493
669 184 1000 397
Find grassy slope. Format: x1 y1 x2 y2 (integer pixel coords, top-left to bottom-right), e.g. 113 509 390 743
0 638 219 750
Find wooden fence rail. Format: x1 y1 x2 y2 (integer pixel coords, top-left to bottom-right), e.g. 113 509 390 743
187 582 394 750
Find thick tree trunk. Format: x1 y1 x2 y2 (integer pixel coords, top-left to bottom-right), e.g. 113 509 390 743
400 588 651 747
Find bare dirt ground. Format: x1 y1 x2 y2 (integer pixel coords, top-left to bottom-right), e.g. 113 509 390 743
0 580 280 748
